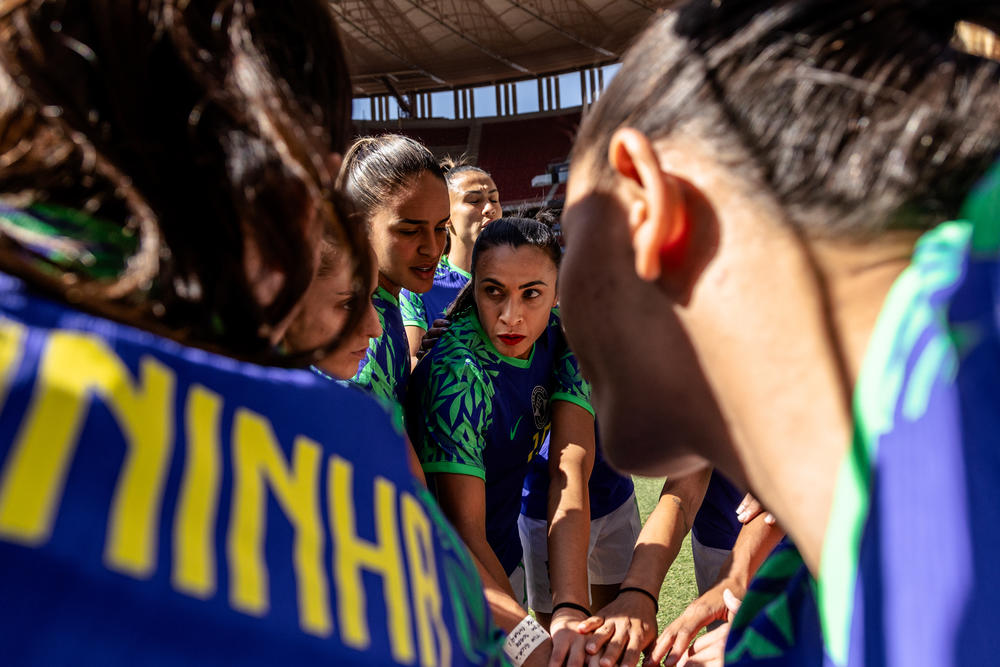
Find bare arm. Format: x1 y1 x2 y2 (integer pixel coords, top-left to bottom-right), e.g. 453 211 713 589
404 324 426 371
431 472 554 666
432 472 515 598
545 401 596 665
650 508 784 666
575 466 713 667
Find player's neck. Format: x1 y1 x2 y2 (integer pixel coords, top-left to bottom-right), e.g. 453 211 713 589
686 226 919 575
446 241 474 274
377 272 401 298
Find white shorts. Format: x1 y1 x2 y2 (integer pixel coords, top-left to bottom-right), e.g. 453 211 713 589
690 533 732 596
517 493 641 614
508 562 527 607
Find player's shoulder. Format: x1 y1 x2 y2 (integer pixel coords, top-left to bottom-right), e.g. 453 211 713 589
423 312 494 387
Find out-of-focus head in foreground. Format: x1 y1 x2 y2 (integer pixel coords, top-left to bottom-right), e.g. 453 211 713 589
561 0 1000 479
0 0 367 361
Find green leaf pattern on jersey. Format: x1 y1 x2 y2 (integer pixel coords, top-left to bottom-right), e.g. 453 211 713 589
415 310 501 472
351 287 407 417
399 289 429 330
550 306 594 412
414 308 578 471
726 544 808 662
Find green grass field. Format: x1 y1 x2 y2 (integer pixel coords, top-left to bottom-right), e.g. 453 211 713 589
631 476 699 630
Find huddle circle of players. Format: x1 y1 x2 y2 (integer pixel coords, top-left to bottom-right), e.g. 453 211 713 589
0 2 999 667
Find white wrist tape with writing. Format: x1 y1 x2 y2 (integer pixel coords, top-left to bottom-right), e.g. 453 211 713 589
503 615 549 666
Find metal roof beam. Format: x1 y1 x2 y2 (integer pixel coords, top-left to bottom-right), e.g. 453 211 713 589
403 0 535 77
329 4 450 89
505 0 616 58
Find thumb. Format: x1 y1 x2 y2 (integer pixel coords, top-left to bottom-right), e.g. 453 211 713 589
722 588 742 621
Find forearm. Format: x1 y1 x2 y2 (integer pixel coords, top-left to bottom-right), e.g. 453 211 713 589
547 446 593 607
462 530 516 600
621 467 712 593
714 512 785 595
468 551 552 666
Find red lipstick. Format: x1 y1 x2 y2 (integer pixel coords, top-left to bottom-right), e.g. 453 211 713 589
498 334 525 346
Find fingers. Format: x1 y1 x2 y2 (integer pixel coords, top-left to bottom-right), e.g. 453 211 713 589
595 621 629 667
735 492 762 523
576 616 605 635
583 621 614 655
649 599 717 666
618 624 651 667
722 588 742 621
550 618 589 667
649 625 679 665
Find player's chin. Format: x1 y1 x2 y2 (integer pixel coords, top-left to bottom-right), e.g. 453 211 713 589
407 267 436 292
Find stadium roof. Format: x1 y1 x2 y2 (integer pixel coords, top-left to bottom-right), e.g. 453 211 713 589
332 0 666 97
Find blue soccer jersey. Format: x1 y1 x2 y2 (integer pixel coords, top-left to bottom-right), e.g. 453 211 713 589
351 286 410 424
691 471 743 551
400 256 471 330
407 307 589 576
0 274 505 665
521 335 632 522
520 433 634 523
726 162 1000 666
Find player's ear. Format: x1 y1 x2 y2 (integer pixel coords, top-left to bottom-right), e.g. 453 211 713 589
607 128 690 282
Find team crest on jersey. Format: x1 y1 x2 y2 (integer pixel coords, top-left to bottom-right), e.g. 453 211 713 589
531 385 549 429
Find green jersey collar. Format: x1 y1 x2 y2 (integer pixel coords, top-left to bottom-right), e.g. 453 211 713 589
441 255 472 280
468 310 534 368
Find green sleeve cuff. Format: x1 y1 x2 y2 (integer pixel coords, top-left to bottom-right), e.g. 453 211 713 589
421 461 486 480
551 392 595 418
403 318 429 329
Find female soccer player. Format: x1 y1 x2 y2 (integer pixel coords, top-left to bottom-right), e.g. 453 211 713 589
339 134 449 419
283 237 383 381
558 1 1000 664
407 217 594 666
400 161 502 366
0 3 503 664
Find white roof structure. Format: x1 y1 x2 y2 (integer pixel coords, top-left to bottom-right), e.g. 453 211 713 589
332 0 667 96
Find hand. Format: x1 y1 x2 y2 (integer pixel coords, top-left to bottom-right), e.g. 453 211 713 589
735 493 775 525
670 622 729 667
522 637 554 667
657 589 740 667
417 318 451 360
573 589 657 667
649 582 742 666
548 607 592 667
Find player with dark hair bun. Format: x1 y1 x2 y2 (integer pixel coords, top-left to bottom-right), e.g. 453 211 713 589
562 0 1000 664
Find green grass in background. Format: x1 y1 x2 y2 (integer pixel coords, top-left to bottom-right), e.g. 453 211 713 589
631 476 699 630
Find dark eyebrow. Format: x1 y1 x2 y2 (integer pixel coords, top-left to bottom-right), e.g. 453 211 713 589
518 280 548 289
480 277 504 287
464 189 499 196
396 215 451 226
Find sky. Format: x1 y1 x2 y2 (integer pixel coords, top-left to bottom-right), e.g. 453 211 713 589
352 62 621 121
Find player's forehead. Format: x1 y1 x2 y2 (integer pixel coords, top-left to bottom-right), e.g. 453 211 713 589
475 244 556 284
454 171 497 194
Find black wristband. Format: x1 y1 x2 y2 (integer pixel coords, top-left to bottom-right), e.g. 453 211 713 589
616 586 658 614
552 601 592 617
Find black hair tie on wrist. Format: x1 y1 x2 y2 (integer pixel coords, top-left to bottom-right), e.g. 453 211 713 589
617 586 658 614
552 601 592 617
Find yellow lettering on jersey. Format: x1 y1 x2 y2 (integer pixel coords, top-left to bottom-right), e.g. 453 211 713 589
0 332 174 570
329 456 414 662
228 408 331 637
401 492 451 667
104 356 175 577
172 384 223 598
